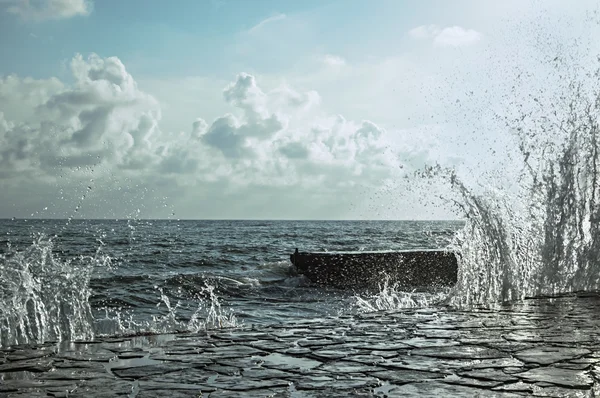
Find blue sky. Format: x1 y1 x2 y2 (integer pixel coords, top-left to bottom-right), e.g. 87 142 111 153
2 0 349 78
1 0 488 79
0 0 599 219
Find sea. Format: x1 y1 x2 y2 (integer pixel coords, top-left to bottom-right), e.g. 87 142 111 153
0 219 463 347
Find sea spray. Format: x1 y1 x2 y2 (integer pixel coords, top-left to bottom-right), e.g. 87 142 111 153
354 277 449 312
189 284 239 330
94 284 239 338
419 59 600 306
0 234 239 347
0 234 104 347
150 284 239 333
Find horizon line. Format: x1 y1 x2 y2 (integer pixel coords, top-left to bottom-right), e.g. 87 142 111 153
0 217 465 222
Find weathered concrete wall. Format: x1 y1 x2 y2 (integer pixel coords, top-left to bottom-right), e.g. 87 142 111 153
290 250 458 289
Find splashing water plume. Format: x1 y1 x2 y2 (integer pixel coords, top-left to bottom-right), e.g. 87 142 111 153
149 285 238 333
0 235 239 348
354 278 449 312
95 285 238 337
0 234 103 347
426 57 600 306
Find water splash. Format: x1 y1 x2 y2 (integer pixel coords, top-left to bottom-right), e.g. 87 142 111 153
0 234 106 347
93 283 239 338
427 59 600 306
0 235 239 348
190 284 240 330
149 285 239 333
354 277 449 312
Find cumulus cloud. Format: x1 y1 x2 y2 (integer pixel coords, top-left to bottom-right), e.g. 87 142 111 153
0 54 441 218
191 118 207 138
4 0 92 21
194 74 286 158
222 73 270 121
409 24 482 47
278 141 309 159
201 114 250 158
0 74 64 123
0 53 161 176
270 84 321 112
434 26 483 47
189 72 404 190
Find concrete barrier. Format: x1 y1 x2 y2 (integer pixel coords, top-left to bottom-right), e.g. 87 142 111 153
290 249 458 289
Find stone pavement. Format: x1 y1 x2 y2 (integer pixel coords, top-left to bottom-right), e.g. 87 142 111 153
2 293 600 397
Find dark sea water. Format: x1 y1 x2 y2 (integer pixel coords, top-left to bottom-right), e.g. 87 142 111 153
0 219 463 346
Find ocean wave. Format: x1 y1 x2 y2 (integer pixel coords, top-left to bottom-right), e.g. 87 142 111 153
88 260 298 301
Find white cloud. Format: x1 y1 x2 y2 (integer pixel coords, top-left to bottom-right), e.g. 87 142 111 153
409 24 482 47
4 0 92 21
434 26 483 47
248 13 286 33
0 74 64 123
323 54 346 67
191 72 403 185
0 54 447 219
0 54 161 175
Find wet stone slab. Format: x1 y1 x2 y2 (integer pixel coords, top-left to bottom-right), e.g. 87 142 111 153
514 346 591 365
3 294 600 397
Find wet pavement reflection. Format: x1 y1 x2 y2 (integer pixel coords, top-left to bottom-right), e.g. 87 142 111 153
2 292 600 397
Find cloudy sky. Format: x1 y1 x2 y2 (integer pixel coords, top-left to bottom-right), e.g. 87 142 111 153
0 0 598 220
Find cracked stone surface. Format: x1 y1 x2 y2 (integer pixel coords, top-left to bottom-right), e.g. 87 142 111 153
2 293 600 397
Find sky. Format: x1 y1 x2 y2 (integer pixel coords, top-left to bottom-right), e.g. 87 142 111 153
1 0 599 220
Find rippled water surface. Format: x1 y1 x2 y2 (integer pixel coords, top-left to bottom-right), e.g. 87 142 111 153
0 219 462 346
